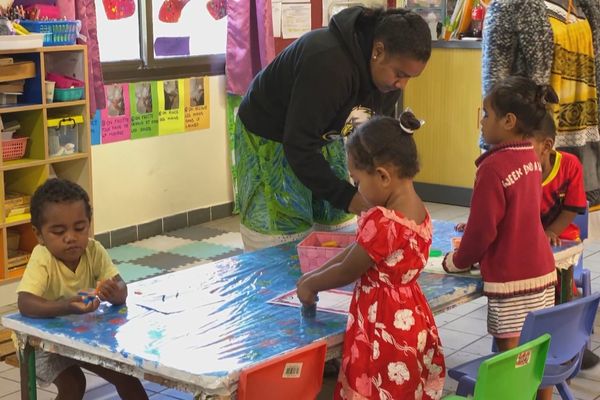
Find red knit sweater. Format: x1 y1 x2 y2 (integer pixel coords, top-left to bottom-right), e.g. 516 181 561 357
444 141 557 297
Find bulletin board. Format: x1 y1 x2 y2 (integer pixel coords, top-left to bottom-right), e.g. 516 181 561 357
273 0 396 54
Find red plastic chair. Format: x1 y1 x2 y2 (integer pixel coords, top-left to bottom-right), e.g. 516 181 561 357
237 340 328 400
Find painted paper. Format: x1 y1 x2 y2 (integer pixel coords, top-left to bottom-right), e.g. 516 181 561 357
101 83 131 144
184 77 210 131
158 79 185 135
91 110 101 145
129 81 159 140
268 289 353 315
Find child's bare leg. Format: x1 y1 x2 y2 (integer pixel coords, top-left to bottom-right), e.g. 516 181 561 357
537 387 553 400
83 363 149 400
495 336 519 351
54 365 86 400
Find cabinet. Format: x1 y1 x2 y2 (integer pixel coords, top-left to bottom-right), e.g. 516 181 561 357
0 45 92 285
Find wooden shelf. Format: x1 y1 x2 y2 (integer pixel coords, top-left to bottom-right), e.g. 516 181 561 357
1 158 46 171
49 153 89 163
4 213 31 228
0 44 92 286
46 100 86 109
0 104 43 114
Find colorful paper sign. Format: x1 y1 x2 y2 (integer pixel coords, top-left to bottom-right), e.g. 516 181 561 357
91 110 101 145
129 81 159 140
184 77 210 131
158 79 185 135
101 83 131 143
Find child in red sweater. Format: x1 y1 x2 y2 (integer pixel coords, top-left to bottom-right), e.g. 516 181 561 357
443 77 558 383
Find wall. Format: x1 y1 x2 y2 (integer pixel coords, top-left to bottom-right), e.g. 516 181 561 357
91 75 233 234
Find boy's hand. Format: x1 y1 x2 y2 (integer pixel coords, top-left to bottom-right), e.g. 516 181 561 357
67 296 100 314
454 223 466 232
296 278 317 305
96 276 127 305
545 230 562 247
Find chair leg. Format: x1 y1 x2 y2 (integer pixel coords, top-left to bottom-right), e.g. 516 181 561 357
556 382 576 400
582 269 591 298
456 376 476 397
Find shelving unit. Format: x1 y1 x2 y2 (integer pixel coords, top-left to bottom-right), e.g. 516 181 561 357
0 45 92 285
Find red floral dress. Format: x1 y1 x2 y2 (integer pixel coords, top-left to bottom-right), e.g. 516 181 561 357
335 207 445 400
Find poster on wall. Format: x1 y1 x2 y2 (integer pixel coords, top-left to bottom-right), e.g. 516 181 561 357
129 81 159 139
91 110 101 145
158 79 185 135
101 83 132 143
184 77 210 131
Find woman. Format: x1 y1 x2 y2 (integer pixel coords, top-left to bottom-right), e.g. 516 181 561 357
234 6 432 250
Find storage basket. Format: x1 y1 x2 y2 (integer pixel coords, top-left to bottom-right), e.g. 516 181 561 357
54 87 84 102
2 137 27 161
48 115 82 157
297 231 356 273
19 20 78 46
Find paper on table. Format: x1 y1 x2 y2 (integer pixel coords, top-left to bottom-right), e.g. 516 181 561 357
272 1 282 37
133 287 223 314
268 289 352 315
281 3 311 39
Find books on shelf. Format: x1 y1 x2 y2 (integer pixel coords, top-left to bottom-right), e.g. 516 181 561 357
4 192 31 218
0 80 24 95
0 61 35 83
8 249 30 270
0 58 14 66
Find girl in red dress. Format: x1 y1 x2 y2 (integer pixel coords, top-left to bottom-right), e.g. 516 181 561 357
297 112 445 400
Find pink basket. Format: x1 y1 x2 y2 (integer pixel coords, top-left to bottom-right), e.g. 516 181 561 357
297 231 356 273
2 137 27 161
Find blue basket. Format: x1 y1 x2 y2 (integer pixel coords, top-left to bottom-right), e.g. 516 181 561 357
19 20 78 46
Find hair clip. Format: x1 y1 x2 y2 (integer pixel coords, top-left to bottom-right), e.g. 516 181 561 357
399 107 425 135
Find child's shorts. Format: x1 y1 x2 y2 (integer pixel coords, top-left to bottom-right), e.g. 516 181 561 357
35 350 79 386
487 286 555 338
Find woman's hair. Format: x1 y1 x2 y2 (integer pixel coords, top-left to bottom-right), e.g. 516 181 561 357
534 112 557 141
31 178 92 230
361 8 431 62
346 111 423 178
487 76 559 136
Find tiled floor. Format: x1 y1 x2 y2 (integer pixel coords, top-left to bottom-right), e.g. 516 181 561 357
0 203 599 400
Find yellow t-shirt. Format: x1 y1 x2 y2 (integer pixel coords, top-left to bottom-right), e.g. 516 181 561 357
17 239 119 300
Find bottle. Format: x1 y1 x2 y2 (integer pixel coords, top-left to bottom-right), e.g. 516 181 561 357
426 11 439 40
471 1 485 38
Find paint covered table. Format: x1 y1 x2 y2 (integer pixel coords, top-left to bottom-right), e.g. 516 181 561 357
0 221 579 399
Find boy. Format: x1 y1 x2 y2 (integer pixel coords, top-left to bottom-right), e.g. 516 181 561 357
17 178 148 400
530 114 599 370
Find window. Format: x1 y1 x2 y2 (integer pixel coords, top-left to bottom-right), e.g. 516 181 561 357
95 0 226 82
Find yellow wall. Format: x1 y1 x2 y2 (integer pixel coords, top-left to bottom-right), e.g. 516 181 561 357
91 75 233 233
403 48 482 188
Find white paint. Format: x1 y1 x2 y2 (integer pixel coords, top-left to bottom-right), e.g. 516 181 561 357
91 75 233 233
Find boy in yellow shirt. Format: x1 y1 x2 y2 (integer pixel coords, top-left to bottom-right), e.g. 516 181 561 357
17 178 148 399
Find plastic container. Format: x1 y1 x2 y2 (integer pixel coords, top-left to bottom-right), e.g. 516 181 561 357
2 137 27 161
48 115 82 157
53 87 84 102
19 20 78 46
297 231 356 273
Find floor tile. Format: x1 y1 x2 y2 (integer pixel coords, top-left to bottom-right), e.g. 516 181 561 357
567 376 600 400
149 394 179 400
166 226 226 241
108 245 158 263
442 374 458 393
459 335 494 356
443 301 485 316
0 362 13 373
209 248 243 260
130 252 201 270
438 328 483 351
116 263 164 283
434 312 462 327
0 377 19 397
170 242 234 260
130 236 195 252
0 367 19 382
82 383 121 400
202 216 241 233
142 380 168 393
203 232 244 249
0 389 56 400
444 316 489 337
160 388 193 400
443 350 484 370
466 305 487 321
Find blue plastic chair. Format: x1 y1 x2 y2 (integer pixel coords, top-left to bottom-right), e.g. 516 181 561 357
448 292 600 400
573 206 592 299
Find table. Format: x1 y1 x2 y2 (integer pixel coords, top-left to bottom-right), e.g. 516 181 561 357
1 221 580 400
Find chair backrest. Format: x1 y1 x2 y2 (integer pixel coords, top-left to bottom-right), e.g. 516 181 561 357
573 202 589 240
473 334 551 400
237 340 327 400
519 292 600 365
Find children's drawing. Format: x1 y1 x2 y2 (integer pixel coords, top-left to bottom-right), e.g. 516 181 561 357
102 0 136 20
159 0 191 22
